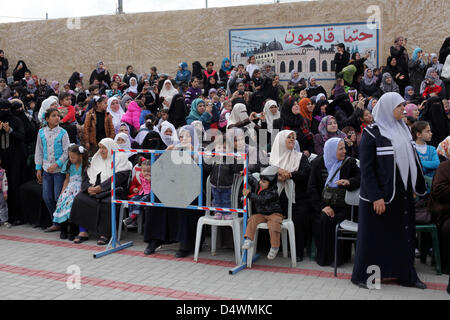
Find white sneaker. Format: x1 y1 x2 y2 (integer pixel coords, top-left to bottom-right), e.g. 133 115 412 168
242 239 253 250
267 247 279 260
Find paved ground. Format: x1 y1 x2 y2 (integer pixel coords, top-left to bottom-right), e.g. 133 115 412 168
0 224 449 301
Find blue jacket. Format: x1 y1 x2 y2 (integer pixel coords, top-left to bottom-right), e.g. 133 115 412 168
414 144 440 177
359 123 427 204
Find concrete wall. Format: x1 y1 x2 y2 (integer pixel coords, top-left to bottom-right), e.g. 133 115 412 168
0 0 448 92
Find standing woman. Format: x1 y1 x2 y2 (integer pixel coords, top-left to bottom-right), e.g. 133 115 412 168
351 92 427 289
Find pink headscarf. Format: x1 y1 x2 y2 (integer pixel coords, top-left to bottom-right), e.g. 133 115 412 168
404 103 418 117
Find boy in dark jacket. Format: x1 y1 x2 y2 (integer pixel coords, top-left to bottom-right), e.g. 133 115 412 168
242 172 283 260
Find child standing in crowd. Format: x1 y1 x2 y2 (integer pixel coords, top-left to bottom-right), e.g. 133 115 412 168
123 159 151 227
0 155 10 228
35 108 70 232
52 144 87 240
411 121 440 182
242 169 283 260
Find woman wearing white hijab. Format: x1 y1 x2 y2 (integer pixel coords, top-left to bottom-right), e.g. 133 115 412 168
269 130 314 261
114 132 132 159
106 96 124 133
307 137 360 266
159 79 179 102
263 100 280 134
352 92 427 289
159 120 179 147
38 95 59 124
123 77 138 98
70 138 132 245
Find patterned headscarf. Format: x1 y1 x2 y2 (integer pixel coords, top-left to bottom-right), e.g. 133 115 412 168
437 136 450 159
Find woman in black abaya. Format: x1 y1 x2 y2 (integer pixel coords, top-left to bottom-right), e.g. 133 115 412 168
143 125 204 258
351 92 427 289
70 138 131 244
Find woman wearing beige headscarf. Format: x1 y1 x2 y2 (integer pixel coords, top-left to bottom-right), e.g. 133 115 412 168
269 130 312 261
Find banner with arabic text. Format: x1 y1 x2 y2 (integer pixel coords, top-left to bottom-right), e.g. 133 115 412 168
229 22 379 81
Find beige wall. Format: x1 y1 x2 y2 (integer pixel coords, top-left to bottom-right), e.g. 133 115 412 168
0 0 449 92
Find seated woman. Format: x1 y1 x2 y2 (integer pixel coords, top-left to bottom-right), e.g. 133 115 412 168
186 98 220 131
269 130 313 261
313 115 346 156
70 138 132 245
307 137 360 266
144 125 204 258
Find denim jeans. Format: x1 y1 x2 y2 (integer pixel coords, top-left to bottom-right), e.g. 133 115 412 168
42 171 66 221
129 194 150 215
211 187 232 209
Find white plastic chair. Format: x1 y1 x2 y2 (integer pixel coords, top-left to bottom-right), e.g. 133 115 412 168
246 174 297 268
333 188 359 276
194 174 244 265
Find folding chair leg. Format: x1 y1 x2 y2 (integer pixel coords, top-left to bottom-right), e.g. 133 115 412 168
334 224 339 277
430 227 442 275
194 221 204 262
137 214 143 235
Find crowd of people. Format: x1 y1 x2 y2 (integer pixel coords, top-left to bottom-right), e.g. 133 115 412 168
0 36 449 293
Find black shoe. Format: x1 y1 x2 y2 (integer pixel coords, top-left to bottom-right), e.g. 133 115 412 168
144 241 159 255
12 220 24 226
400 279 427 290
175 250 190 258
68 234 75 241
60 231 68 240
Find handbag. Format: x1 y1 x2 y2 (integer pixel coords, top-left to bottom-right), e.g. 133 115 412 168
321 158 349 207
415 198 431 224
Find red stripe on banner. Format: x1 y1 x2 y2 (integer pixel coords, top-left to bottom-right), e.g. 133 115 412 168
215 208 223 211
131 150 137 153
116 200 123 204
118 149 124 152
143 150 150 153
128 202 134 205
139 202 147 205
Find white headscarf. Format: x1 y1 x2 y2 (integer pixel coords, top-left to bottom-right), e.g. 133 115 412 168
228 103 250 127
124 77 138 94
269 130 303 197
106 97 124 132
114 132 132 158
38 96 59 124
160 79 178 100
87 138 132 185
372 92 417 191
263 100 280 133
160 120 179 147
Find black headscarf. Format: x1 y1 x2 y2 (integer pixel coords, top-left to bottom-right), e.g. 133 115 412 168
327 94 354 118
13 60 29 82
0 98 12 121
192 61 204 80
141 131 166 151
167 93 187 129
438 37 450 65
280 96 304 128
68 72 81 90
420 96 450 147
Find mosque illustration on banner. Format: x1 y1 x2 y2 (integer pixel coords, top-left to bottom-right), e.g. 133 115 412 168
230 24 378 80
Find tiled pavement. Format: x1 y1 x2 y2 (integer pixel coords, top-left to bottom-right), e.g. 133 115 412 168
0 224 449 300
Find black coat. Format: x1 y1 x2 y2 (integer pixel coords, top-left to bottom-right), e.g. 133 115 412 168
307 156 360 214
334 51 350 74
204 156 243 188
89 69 111 87
247 175 282 216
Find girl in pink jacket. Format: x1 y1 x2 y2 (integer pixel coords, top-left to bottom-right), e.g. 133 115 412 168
121 100 142 132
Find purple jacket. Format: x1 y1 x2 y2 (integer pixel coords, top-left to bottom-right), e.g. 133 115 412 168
184 87 202 106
